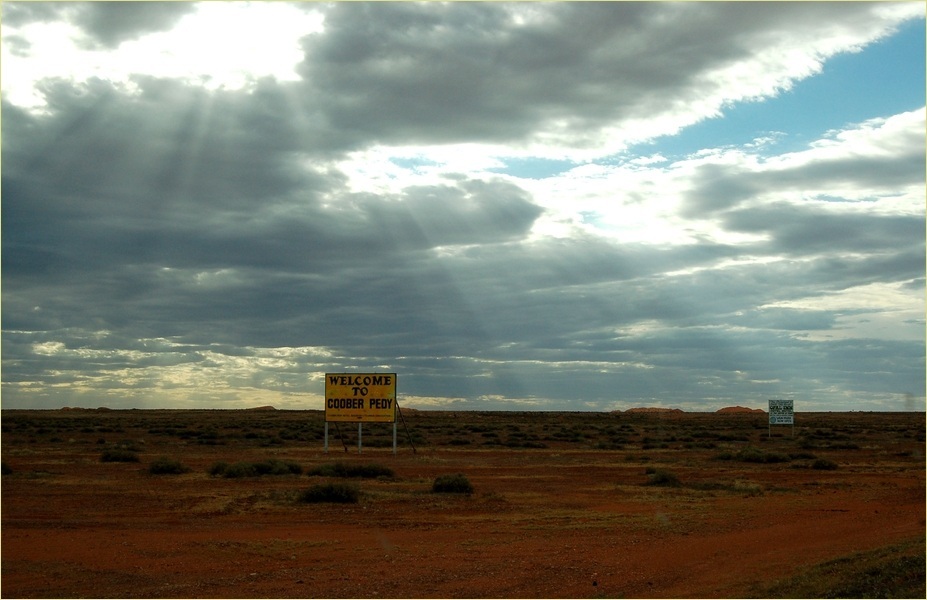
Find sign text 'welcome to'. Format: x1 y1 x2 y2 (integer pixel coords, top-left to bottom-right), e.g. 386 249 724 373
325 373 396 422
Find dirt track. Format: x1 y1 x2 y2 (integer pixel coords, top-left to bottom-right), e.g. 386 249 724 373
2 409 924 598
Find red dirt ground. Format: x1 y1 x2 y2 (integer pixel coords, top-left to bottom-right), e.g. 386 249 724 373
2 409 924 598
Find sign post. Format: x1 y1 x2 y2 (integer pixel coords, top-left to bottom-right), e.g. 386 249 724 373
768 399 794 437
324 373 397 453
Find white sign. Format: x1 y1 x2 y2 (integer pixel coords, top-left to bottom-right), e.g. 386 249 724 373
768 399 794 424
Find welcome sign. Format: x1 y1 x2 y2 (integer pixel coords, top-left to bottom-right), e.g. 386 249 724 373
325 373 397 422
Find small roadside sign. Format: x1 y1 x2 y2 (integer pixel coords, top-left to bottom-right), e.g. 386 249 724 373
768 399 794 436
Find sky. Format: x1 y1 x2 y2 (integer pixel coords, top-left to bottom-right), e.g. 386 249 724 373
1 1 924 413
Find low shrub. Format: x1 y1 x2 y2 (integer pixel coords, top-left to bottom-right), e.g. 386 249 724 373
432 473 474 494
209 459 303 478
725 447 791 464
225 461 259 478
812 458 838 470
738 447 767 463
761 451 790 463
100 449 140 463
253 459 302 476
731 480 764 496
148 457 190 475
644 468 681 487
595 441 625 450
691 479 763 496
753 540 924 599
307 462 394 479
208 461 230 476
790 451 817 460
828 442 860 450
505 440 547 449
298 482 360 504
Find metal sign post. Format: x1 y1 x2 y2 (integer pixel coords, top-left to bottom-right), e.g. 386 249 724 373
323 373 397 453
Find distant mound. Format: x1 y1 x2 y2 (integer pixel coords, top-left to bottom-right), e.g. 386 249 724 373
625 407 684 414
716 406 765 414
245 405 277 411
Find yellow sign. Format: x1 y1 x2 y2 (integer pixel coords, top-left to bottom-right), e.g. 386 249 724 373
325 373 397 422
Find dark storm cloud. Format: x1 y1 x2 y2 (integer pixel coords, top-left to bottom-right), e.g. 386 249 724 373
347 179 543 248
1 75 543 284
724 203 926 256
1 73 548 361
1 1 196 48
76 2 195 47
4 77 317 213
1 2 68 26
1 79 331 294
297 1 912 149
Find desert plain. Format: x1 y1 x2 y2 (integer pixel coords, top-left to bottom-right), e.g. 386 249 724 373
1 407 924 598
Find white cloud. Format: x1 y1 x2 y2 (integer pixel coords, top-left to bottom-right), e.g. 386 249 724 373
1 2 324 110
518 106 924 247
335 145 508 195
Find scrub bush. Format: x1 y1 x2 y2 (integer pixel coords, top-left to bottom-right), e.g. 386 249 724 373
725 447 791 464
253 459 302 476
221 461 259 478
644 468 681 487
307 462 394 479
209 459 302 477
208 461 230 476
100 449 139 463
298 482 360 504
432 473 474 494
754 540 924 598
148 457 190 475
812 458 838 470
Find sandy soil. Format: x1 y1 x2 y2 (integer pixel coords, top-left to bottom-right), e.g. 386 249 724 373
2 409 924 598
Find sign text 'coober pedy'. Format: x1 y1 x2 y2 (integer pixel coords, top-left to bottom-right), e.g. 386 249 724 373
325 373 397 422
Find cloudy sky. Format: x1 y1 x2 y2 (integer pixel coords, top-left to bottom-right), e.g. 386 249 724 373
2 1 924 412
